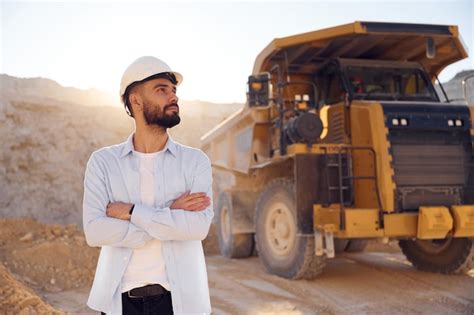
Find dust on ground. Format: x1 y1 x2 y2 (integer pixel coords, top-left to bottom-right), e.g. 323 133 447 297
1 218 473 314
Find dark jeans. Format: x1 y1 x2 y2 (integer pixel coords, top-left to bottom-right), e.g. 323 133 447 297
101 289 173 315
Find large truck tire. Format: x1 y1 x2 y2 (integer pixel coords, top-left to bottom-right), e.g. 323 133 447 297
399 237 474 274
216 192 254 258
255 179 326 279
344 240 368 253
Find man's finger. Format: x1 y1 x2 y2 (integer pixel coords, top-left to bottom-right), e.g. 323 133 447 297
182 197 209 209
186 196 210 204
181 192 206 201
184 195 209 204
186 200 211 211
177 194 206 207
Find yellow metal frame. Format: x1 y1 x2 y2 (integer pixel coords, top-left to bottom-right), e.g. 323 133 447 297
350 102 396 212
287 143 349 155
452 205 474 237
314 204 474 239
417 207 453 239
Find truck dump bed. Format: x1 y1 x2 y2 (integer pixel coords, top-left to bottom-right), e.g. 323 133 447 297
253 21 467 78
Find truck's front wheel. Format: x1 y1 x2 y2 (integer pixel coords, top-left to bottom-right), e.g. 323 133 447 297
255 179 326 279
216 192 254 258
399 237 474 274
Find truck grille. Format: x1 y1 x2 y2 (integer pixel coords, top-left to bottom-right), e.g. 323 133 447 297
392 143 468 186
389 130 471 211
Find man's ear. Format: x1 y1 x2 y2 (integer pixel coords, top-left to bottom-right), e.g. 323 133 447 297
129 92 142 113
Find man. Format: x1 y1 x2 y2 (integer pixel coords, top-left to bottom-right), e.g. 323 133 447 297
83 56 213 314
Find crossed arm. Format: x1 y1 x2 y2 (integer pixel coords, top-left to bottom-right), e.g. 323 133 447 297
105 191 209 221
82 152 214 248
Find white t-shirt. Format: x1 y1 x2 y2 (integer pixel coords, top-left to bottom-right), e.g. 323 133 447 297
121 150 170 292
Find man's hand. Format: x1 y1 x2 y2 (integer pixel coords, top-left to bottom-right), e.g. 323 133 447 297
106 202 133 221
171 192 210 211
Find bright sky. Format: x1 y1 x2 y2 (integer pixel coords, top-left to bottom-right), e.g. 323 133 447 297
1 0 473 104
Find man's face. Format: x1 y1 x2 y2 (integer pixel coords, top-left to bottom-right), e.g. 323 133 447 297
137 78 180 128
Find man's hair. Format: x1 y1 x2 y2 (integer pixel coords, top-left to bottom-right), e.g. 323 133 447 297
122 72 178 118
122 82 139 117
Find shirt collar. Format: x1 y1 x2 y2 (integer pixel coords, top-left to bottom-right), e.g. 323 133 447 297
120 133 177 159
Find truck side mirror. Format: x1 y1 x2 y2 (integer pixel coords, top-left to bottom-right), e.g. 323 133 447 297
247 73 271 107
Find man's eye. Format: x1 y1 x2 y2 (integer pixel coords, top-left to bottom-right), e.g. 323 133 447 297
156 86 175 94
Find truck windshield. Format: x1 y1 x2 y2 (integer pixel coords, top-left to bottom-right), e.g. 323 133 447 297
344 66 438 101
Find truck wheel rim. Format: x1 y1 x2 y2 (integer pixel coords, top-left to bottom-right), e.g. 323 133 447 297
265 201 296 257
221 206 231 243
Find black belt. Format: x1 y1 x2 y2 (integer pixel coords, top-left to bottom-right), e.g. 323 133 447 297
127 284 168 299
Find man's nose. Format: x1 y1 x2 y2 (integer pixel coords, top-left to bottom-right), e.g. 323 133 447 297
170 93 178 104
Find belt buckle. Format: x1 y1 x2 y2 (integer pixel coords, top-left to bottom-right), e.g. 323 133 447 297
127 290 142 299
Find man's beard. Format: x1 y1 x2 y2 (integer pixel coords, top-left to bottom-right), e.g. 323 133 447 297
143 102 181 129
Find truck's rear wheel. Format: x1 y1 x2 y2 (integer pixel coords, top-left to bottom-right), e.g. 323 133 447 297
255 179 326 279
399 237 474 274
216 192 254 258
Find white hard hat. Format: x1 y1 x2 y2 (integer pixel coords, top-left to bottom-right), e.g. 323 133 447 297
119 56 183 98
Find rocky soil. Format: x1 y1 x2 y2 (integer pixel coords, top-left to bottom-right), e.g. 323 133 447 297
0 218 96 314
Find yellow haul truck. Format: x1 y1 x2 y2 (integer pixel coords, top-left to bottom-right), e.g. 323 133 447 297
201 21 474 279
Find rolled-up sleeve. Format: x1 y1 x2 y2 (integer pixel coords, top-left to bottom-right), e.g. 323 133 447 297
131 152 214 241
82 152 152 248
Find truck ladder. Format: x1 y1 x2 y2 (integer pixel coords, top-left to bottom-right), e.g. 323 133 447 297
322 146 384 230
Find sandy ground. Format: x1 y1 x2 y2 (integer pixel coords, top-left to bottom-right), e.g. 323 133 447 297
208 255 474 314
1 219 473 314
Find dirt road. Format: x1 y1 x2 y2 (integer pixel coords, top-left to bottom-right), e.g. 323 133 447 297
35 253 474 314
207 254 474 314
1 219 473 314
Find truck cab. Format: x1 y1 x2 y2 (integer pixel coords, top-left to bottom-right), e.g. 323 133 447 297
319 58 439 105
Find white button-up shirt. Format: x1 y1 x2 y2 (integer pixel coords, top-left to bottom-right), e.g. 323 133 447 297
82 134 213 314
